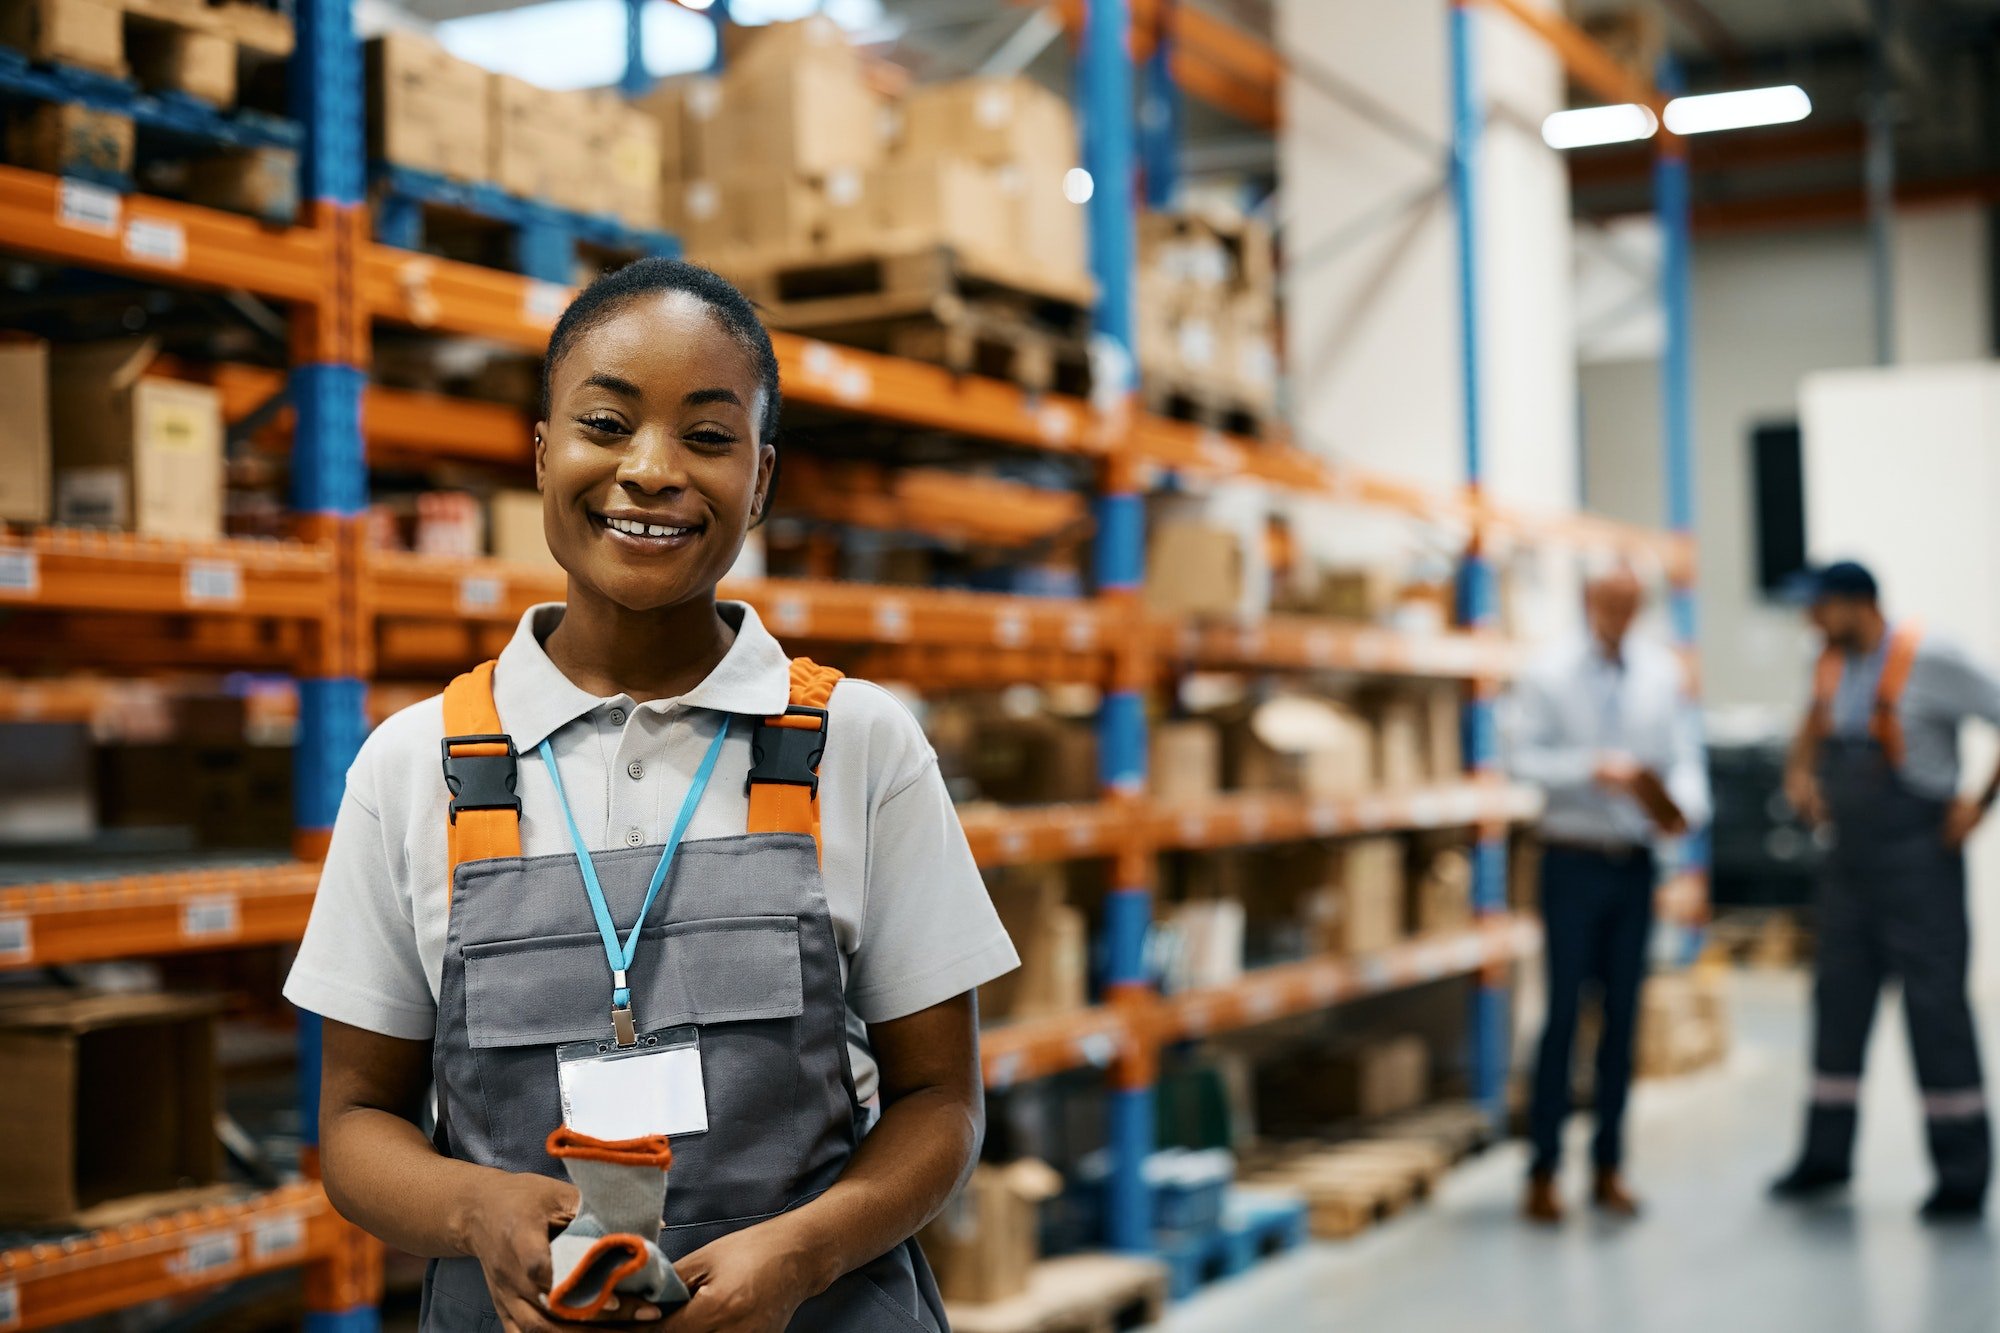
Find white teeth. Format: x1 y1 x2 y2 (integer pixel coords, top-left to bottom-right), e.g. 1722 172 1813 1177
605 517 692 538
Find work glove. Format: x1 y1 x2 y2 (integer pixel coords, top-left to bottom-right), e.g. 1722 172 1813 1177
544 1127 691 1320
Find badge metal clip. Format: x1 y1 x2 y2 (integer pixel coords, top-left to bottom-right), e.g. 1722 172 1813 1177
612 970 638 1047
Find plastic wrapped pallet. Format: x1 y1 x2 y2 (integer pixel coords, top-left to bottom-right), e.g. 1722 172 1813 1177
365 32 489 182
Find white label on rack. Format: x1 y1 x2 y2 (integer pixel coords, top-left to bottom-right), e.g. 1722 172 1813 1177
999 829 1027 860
173 1230 240 1277
1309 802 1340 836
184 560 243 606
987 1052 1022 1090
994 609 1027 649
834 365 871 404
124 217 187 268
1075 1032 1118 1067
0 550 39 596
770 596 809 635
1067 822 1095 849
1036 405 1073 445
1181 1001 1212 1035
249 1212 307 1262
523 281 568 326
182 893 240 941
1246 986 1282 1021
0 1279 18 1331
1063 614 1096 651
457 575 502 613
873 599 910 640
1177 813 1207 845
0 916 29 964
1304 629 1337 665
57 179 121 235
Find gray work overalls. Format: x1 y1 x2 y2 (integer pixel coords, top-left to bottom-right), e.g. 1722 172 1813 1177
417 673 949 1331
1798 722 1991 1198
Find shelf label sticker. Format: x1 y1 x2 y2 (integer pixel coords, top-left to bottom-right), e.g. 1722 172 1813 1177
1304 629 1338 665
1236 626 1264 658
1245 986 1283 1022
769 596 809 635
1407 793 1444 827
1181 1001 1212 1035
0 916 29 965
1240 804 1266 840
1067 821 1095 849
182 894 240 941
1309 802 1340 836
873 599 910 640
457 575 503 614
1310 971 1342 1005
993 609 1027 649
0 1279 18 1331
173 1230 240 1278
249 1212 306 1262
1075 1032 1118 1067
998 829 1028 861
1062 614 1096 652
0 550 38 597
987 1052 1022 1091
184 560 243 606
523 281 568 326
1196 430 1235 473
57 179 121 236
1035 405 1074 446
124 217 187 268
1177 813 1207 845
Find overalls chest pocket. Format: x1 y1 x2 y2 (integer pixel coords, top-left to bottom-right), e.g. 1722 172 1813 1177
458 914 811 1218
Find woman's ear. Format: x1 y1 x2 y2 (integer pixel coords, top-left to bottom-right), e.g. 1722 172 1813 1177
533 423 549 489
752 442 777 525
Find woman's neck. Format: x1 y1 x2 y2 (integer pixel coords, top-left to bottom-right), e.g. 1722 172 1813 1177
542 586 736 705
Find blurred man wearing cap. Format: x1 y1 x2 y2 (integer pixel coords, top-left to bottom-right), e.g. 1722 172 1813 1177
1509 564 1709 1224
1773 561 2000 1219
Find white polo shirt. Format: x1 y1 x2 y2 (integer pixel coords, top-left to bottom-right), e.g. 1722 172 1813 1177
283 601 1019 1102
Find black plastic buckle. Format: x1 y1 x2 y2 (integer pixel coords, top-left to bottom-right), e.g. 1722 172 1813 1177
746 706 829 798
440 734 521 824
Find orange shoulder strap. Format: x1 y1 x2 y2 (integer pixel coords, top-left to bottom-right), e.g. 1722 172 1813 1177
1871 621 1923 766
746 658 844 857
442 661 522 900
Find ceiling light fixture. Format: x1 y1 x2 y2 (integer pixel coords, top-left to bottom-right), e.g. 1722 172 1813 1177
1663 85 1812 135
1541 103 1659 150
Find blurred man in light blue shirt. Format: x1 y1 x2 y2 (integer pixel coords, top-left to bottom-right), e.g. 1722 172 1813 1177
1508 564 1709 1223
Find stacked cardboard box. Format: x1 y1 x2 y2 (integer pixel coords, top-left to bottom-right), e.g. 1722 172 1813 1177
652 18 1089 294
366 33 489 183
919 1159 1064 1305
48 339 223 540
979 868 1088 1023
1637 968 1730 1079
0 337 49 523
1255 1033 1430 1129
1136 206 1279 420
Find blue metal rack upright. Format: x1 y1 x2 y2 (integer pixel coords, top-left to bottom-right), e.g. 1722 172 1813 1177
1447 0 1512 1123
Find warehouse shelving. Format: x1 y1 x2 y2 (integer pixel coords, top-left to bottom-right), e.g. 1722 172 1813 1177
0 0 1699 1322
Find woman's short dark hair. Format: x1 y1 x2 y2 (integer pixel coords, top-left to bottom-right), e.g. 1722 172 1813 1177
542 256 783 446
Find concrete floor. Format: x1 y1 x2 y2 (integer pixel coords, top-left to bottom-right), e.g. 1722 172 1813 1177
1154 972 2000 1333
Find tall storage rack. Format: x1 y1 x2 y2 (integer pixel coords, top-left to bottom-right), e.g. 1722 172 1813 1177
0 0 1697 1326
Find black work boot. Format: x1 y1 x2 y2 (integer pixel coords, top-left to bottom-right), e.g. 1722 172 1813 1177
1770 1162 1851 1199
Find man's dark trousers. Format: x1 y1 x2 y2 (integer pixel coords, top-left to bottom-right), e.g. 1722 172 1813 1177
1528 843 1656 1175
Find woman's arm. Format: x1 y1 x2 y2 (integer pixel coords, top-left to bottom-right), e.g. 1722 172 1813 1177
668 992 983 1332
319 1020 662 1331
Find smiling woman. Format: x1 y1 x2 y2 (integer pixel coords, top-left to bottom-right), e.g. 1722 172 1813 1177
285 258 1017 1333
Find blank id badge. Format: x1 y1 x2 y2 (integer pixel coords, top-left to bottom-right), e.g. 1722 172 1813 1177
556 1026 709 1140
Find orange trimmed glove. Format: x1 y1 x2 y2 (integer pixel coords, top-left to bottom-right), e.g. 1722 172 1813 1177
544 1128 690 1320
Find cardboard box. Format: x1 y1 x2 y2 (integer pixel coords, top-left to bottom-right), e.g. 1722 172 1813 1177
182 146 299 222
968 715 1098 805
1325 836 1405 955
979 868 1087 1022
0 990 223 1225
50 340 223 540
588 96 663 229
1151 719 1221 806
1414 843 1472 935
365 32 490 182
900 77 1077 181
1297 701 1374 800
1007 163 1088 287
1161 898 1245 993
919 1160 1064 1306
1144 521 1240 618
0 337 49 523
490 74 591 203
713 49 885 181
637 75 712 182
678 175 827 259
1327 1035 1430 1118
1372 696 1426 791
722 13 857 83
1421 686 1463 782
490 489 556 569
0 0 124 76
6 101 133 180
825 156 1012 266
127 19 234 105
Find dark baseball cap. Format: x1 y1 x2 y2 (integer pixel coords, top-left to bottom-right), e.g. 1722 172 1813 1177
1784 560 1879 605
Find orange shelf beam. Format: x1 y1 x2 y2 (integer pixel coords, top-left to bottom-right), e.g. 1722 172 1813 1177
0 165 329 304
0 863 320 970
981 1005 1136 1090
1155 782 1543 852
959 802 1132 868
0 529 337 621
207 364 533 468
1159 616 1522 679
0 1183 339 1331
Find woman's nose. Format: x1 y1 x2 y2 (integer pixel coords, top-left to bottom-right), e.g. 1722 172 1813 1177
617 430 688 494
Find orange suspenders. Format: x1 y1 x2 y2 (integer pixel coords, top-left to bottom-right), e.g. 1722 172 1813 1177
440 657 843 897
1810 622 1923 768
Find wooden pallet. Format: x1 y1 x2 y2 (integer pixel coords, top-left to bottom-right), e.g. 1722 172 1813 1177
717 246 1095 396
1155 1188 1309 1300
1361 1101 1497 1164
945 1254 1168 1333
1140 372 1273 439
372 162 678 286
1238 1145 1428 1242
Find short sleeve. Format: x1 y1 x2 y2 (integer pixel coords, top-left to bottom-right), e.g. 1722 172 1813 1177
844 759 1019 1024
282 778 437 1041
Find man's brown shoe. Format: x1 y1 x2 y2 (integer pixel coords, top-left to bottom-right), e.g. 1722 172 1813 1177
1593 1168 1641 1218
1523 1171 1563 1224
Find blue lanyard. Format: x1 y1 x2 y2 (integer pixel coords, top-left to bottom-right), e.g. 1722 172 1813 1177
538 716 731 1043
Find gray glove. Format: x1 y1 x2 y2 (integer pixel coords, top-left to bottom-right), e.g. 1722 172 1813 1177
544 1128 691 1320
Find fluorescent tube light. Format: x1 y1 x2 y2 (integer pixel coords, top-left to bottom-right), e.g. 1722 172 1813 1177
1541 103 1659 150
1664 85 1812 135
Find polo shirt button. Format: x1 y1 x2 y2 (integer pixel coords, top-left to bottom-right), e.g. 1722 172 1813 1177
608 708 627 725
624 826 644 847
627 760 645 780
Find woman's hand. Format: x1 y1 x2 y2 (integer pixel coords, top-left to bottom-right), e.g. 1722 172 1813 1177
667 1219 821 1333
1784 764 1826 827
459 1170 646 1333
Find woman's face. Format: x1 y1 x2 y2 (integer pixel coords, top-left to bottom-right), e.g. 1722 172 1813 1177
536 290 774 614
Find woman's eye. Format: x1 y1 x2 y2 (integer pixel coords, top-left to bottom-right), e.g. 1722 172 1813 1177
687 429 736 449
577 415 628 436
